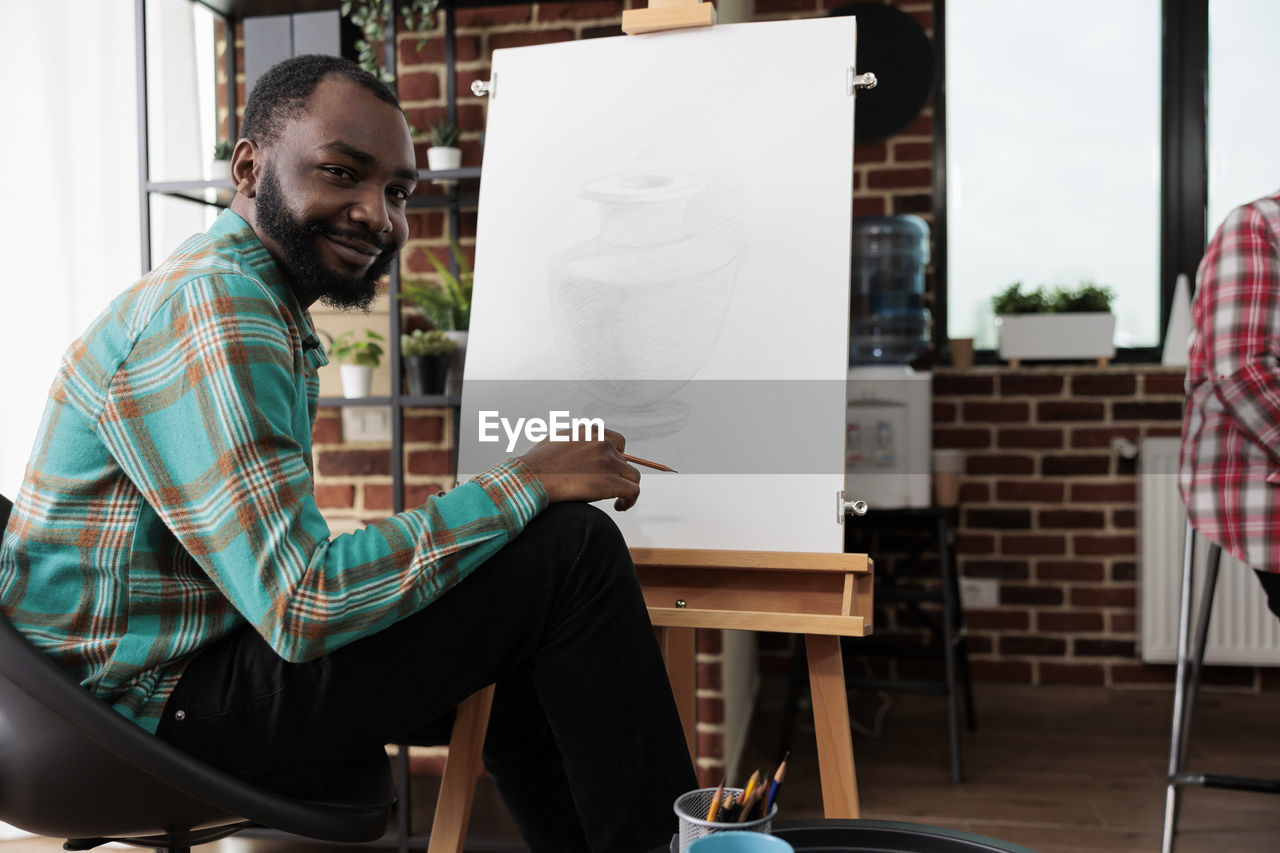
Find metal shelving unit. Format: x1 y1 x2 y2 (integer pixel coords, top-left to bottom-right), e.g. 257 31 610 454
135 0 481 518
133 1 490 849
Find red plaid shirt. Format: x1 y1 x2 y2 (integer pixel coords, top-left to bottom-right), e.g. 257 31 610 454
1180 191 1280 573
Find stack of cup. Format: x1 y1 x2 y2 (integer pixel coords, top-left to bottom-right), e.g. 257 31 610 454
932 449 965 507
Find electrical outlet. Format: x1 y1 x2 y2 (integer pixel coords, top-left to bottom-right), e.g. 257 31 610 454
959 577 999 609
341 406 392 443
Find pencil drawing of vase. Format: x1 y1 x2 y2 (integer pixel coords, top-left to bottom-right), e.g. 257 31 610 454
549 171 740 438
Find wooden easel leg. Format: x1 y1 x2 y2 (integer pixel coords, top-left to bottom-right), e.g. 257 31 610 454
804 634 860 818
428 684 496 853
657 625 698 762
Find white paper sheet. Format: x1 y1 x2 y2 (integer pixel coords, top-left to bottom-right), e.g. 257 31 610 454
459 17 858 553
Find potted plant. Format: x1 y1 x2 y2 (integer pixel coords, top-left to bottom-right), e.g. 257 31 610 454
425 120 462 171
341 0 438 84
992 280 1117 366
328 329 385 397
210 140 233 181
401 329 457 396
400 238 472 386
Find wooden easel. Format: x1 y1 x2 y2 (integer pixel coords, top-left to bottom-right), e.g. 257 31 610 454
636 547 872 819
621 0 717 35
426 9 871 850
425 547 873 852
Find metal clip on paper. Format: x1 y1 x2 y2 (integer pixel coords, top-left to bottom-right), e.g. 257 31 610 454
847 69 878 93
837 491 869 524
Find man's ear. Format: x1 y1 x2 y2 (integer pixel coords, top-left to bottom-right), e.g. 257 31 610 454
230 138 261 198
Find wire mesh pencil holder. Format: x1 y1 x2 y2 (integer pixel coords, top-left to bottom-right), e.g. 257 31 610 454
674 787 777 853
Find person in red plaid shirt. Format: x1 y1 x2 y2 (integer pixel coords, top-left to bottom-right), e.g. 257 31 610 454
1179 190 1280 618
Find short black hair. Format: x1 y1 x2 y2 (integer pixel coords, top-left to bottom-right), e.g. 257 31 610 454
240 54 401 147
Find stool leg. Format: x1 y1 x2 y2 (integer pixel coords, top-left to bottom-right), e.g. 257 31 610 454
429 686 496 853
1178 544 1221 767
1162 530 1223 853
394 744 413 852
937 513 963 784
777 638 807 760
1162 522 1198 853
941 514 977 731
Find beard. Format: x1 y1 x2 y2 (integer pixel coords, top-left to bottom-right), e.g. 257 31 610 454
254 165 397 312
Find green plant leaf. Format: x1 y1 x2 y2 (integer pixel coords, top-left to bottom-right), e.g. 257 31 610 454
328 329 385 366
401 328 457 356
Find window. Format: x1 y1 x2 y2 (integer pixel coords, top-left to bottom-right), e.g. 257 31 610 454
1206 0 1280 236
945 0 1163 350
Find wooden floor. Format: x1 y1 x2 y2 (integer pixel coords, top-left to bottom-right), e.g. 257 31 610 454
739 678 1280 852
2 679 1278 852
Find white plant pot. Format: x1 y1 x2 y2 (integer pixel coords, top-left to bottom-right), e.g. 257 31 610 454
340 364 374 398
996 312 1117 362
426 146 462 171
209 160 231 181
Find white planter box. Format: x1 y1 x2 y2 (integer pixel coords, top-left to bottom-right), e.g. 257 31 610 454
996 312 1116 363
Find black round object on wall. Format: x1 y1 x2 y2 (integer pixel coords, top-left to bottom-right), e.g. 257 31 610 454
830 2 937 142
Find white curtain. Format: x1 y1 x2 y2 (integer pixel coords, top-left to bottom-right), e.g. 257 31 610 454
0 1 141 496
0 0 221 497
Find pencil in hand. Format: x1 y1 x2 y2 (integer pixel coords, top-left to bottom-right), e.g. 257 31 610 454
621 452 677 473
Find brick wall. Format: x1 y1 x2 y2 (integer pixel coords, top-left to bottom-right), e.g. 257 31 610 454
827 365 1277 694
313 407 455 527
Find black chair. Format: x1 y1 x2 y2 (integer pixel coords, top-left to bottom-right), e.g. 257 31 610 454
0 492 395 853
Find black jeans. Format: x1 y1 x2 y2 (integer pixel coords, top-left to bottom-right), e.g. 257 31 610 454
1256 569 1280 620
156 503 696 853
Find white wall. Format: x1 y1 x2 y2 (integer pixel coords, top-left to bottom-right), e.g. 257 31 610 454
0 2 141 497
0 0 224 498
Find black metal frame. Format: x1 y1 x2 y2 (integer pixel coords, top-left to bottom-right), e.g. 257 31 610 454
932 0 1211 366
135 0 478 522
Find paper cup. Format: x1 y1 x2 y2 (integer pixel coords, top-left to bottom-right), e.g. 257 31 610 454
932 449 965 506
949 337 975 370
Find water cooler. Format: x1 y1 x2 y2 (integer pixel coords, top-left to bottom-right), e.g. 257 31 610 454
846 215 933 509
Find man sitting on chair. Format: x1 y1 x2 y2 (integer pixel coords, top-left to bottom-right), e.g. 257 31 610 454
1180 188 1280 619
0 54 696 853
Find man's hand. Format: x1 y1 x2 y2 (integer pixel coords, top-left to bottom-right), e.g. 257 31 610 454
517 428 640 511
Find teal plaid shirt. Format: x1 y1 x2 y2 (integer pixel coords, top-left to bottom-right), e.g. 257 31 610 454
0 210 546 732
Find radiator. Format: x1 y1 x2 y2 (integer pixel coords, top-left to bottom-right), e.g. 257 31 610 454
1139 437 1280 666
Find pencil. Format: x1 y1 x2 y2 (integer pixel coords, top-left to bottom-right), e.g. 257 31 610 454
621 452 678 473
736 770 761 822
765 752 788 814
718 791 736 823
705 777 726 821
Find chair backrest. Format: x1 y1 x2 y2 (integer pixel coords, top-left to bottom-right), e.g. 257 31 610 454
0 493 392 845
